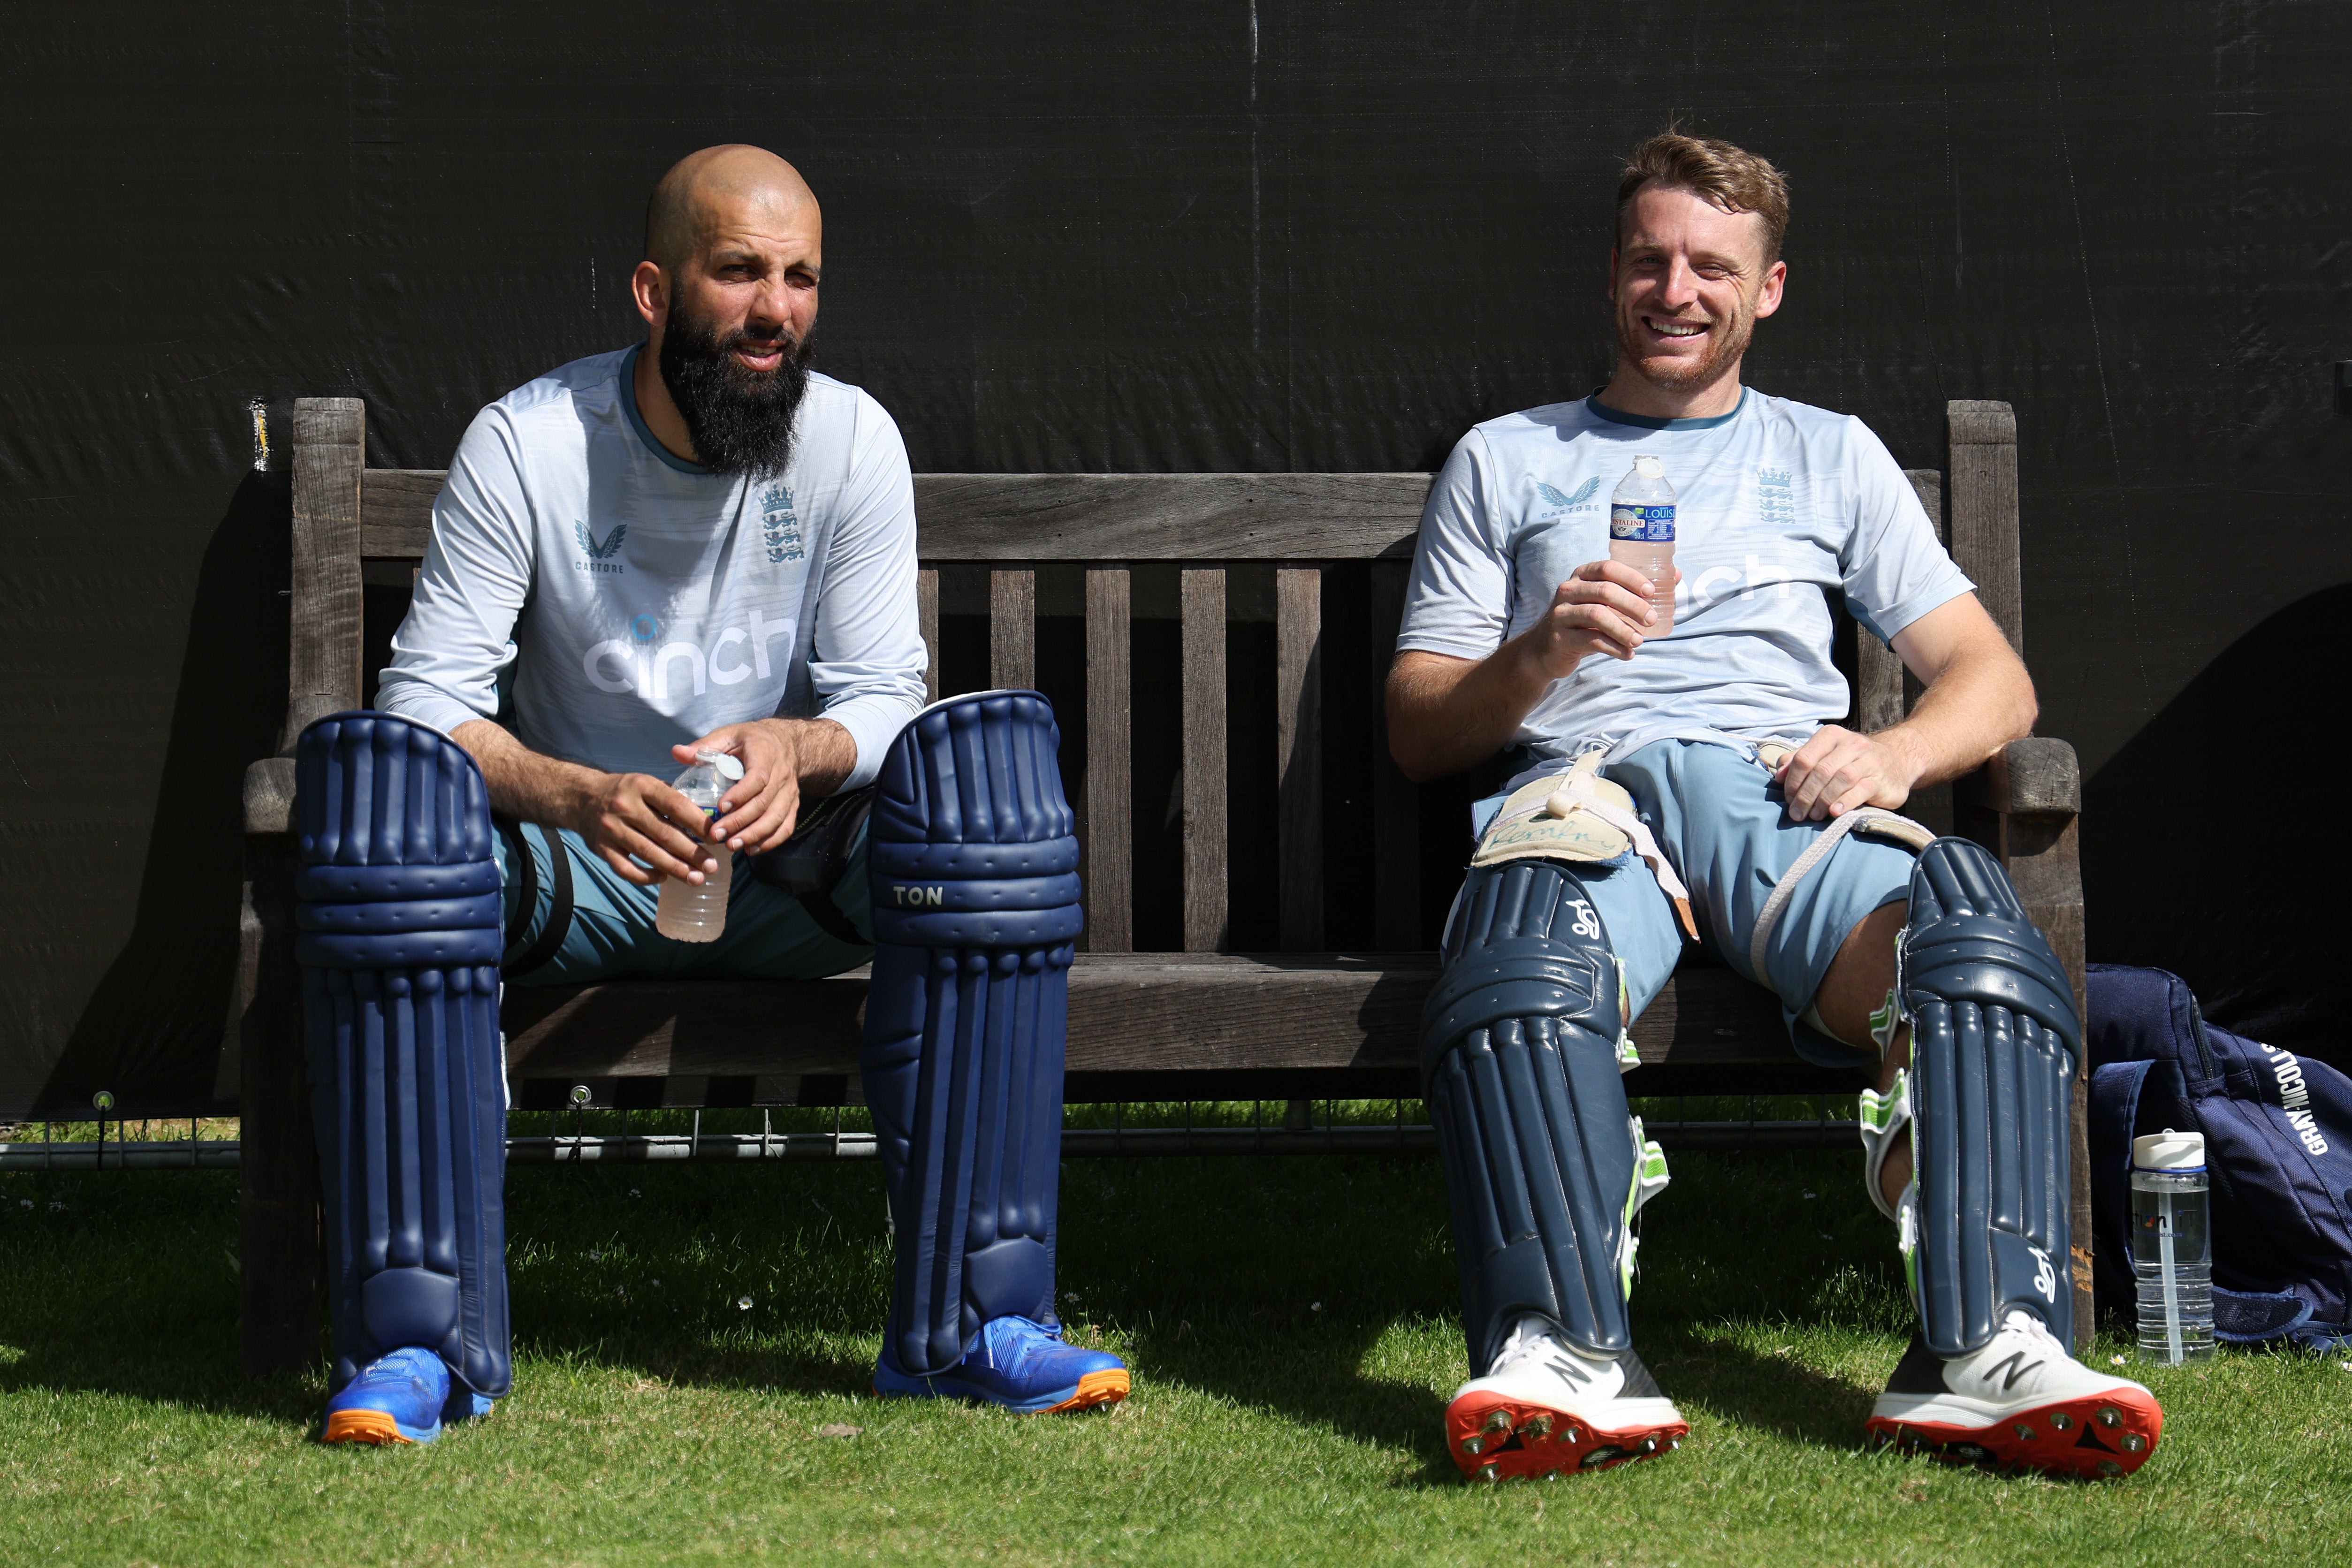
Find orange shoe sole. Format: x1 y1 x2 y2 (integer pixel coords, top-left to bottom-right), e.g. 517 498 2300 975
1444 1392 1687 1481
1866 1388 2163 1478
320 1409 417 1446
1038 1368 1130 1415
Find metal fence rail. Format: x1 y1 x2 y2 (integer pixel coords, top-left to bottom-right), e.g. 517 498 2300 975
0 1102 1860 1171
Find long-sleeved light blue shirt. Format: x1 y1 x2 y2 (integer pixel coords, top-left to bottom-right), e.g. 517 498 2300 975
378 346 928 792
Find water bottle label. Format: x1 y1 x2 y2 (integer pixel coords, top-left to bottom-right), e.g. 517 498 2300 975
1611 502 1675 542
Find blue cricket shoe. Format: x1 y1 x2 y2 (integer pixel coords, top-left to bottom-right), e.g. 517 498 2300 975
874 1315 1130 1414
320 1346 497 1445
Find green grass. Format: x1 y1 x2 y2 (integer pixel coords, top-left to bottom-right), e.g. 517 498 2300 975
3 1107 2348 1566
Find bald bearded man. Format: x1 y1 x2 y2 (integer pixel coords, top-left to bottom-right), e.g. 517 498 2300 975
297 146 1127 1444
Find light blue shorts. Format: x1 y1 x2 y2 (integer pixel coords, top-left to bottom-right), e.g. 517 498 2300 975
492 822 873 987
1467 739 1919 1070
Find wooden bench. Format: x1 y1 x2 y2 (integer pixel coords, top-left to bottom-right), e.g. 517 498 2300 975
235 396 2089 1371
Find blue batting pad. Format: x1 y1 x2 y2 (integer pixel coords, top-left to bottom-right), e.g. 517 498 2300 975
1422 858 1640 1371
1903 836 2081 1355
862 692 1084 1378
296 711 511 1399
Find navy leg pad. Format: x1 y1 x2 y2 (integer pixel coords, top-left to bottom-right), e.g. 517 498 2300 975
297 711 511 1398
1903 836 2082 1355
1423 859 1639 1371
861 692 1083 1378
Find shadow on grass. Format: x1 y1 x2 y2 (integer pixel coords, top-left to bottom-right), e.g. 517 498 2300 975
1648 1330 1880 1449
0 1169 323 1425
1 1135 1919 1466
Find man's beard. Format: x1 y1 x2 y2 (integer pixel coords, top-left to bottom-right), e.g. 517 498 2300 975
1614 295 1755 394
656 304 817 478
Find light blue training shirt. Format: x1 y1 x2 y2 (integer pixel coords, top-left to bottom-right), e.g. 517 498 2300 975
378 346 928 792
1398 388 1972 790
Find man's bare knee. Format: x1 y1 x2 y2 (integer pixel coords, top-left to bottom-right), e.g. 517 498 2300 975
1813 900 1906 1066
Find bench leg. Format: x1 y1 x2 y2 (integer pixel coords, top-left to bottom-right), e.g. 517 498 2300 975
236 835 321 1376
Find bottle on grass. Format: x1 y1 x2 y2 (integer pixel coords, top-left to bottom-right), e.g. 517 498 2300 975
1609 454 1677 636
654 750 744 943
2131 1127 2214 1363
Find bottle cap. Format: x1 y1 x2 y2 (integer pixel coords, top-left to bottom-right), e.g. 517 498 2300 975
695 750 746 782
1634 455 1664 479
2132 1127 2206 1171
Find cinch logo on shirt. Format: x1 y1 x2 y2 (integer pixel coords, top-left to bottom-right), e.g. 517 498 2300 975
761 486 805 563
580 608 794 698
1683 555 1801 608
574 521 628 575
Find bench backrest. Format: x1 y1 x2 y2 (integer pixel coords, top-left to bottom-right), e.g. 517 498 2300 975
286 398 2022 957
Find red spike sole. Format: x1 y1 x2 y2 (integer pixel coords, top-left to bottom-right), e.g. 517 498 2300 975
1866 1388 2163 1478
1444 1393 1688 1481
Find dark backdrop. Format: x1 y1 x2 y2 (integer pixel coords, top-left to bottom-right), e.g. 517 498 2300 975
5 2 2347 1114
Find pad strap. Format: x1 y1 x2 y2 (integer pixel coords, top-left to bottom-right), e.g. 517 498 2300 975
495 819 574 980
1747 806 1933 984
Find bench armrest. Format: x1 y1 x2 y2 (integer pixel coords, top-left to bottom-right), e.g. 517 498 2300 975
1958 736 2078 819
244 756 297 837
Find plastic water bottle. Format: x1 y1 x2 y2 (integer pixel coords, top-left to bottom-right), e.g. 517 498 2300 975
654 750 744 943
2131 1128 2214 1364
1609 455 1676 636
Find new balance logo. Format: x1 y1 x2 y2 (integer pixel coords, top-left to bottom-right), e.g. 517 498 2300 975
1542 1352 1597 1389
1981 1351 2044 1393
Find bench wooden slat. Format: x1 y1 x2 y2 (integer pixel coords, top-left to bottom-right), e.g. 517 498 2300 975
356 468 443 558
497 959 1795 1081
358 471 1430 562
990 569 1035 690
914 475 1426 560
917 568 940 706
1276 567 1324 950
1084 568 1134 952
1368 559 1420 948
1947 403 2023 656
1181 568 1228 951
288 400 368 748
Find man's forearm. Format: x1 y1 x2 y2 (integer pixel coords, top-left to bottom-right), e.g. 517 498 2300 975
1878 648 2037 790
450 720 604 829
757 717 857 800
1387 639 1553 783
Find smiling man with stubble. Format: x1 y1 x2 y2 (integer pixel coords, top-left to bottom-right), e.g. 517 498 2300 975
1387 131 2162 1482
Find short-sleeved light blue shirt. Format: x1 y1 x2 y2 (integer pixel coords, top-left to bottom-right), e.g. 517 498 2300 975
1398 388 1971 786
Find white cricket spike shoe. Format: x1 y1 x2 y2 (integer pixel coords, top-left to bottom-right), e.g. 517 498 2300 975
1867 1307 2164 1477
1443 1316 1688 1481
